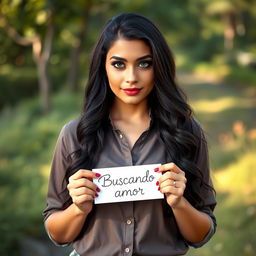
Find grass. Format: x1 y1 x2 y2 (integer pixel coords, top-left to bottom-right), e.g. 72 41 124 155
0 72 256 255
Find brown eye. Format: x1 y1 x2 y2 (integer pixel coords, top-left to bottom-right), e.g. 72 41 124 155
111 61 125 69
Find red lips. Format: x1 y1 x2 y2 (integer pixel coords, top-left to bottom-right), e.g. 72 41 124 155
123 88 142 96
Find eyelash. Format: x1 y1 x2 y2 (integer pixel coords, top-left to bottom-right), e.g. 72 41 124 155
111 61 153 69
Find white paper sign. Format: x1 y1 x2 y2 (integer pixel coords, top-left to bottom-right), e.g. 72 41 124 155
93 164 163 204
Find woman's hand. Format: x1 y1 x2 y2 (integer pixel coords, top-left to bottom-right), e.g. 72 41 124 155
156 163 187 208
67 170 101 215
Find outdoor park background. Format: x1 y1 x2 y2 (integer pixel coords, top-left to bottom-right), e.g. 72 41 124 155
0 0 255 255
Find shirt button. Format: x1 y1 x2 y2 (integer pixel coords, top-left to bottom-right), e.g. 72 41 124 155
125 247 130 253
126 219 132 225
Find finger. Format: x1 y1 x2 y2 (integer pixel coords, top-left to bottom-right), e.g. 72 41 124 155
69 169 101 181
73 194 94 205
166 180 186 189
68 178 98 191
159 179 176 188
158 179 172 188
70 186 96 198
160 185 177 194
158 171 180 183
159 163 183 174
158 178 186 190
160 185 184 196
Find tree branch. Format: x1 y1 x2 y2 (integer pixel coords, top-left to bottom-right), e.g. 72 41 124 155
0 13 41 62
0 13 38 45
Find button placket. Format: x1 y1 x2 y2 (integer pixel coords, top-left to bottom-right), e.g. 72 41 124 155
124 247 130 253
113 129 135 255
123 214 134 256
122 202 134 255
126 219 132 225
115 130 133 165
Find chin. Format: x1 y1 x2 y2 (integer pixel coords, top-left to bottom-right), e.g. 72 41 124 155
114 93 148 105
122 98 144 105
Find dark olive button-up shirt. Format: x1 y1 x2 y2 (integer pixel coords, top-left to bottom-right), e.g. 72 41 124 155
43 118 216 256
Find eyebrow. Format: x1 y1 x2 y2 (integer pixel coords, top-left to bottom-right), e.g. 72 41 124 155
109 54 153 61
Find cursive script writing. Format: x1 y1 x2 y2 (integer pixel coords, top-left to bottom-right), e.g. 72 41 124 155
97 170 155 187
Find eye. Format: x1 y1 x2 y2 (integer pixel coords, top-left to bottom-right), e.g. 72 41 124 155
111 61 125 69
138 60 153 68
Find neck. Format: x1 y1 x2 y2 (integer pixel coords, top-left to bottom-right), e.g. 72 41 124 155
110 98 150 123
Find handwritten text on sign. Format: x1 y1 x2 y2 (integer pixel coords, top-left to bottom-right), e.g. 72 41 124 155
93 164 163 204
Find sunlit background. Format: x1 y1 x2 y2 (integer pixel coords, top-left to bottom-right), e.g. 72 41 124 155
0 0 255 255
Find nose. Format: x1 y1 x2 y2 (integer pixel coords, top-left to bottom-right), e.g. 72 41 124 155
125 66 138 85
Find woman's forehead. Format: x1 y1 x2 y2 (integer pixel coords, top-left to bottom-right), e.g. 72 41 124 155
106 39 152 60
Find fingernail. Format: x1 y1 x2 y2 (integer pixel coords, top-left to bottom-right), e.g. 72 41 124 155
158 187 160 191
154 168 159 172
156 181 159 186
96 187 100 192
95 193 99 197
95 173 101 177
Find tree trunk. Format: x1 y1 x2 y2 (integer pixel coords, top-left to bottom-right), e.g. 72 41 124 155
36 8 54 114
223 11 236 51
38 58 50 113
68 1 92 92
0 11 54 114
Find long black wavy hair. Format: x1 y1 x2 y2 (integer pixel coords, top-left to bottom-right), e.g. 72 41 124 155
67 13 213 208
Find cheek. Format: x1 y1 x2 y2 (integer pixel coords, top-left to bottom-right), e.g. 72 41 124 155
106 68 122 87
143 71 154 88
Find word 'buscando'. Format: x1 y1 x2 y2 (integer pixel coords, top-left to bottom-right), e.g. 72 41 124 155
97 170 155 187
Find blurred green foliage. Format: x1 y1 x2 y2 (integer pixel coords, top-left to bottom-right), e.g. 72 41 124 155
0 0 256 109
0 91 82 254
180 74 256 256
0 0 256 255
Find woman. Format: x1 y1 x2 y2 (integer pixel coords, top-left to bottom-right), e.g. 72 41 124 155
43 13 217 256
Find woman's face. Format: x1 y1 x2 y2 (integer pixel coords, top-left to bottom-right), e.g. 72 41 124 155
105 39 154 106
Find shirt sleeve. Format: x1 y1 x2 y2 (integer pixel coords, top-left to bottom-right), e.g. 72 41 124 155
42 120 79 246
186 214 215 248
43 124 70 220
187 120 217 248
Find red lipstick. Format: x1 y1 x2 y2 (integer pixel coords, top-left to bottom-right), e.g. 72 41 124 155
123 88 142 96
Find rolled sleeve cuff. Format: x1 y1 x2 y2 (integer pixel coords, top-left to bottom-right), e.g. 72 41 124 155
44 222 70 247
186 214 216 248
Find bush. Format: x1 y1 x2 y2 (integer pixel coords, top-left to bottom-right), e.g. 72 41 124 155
0 91 81 254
